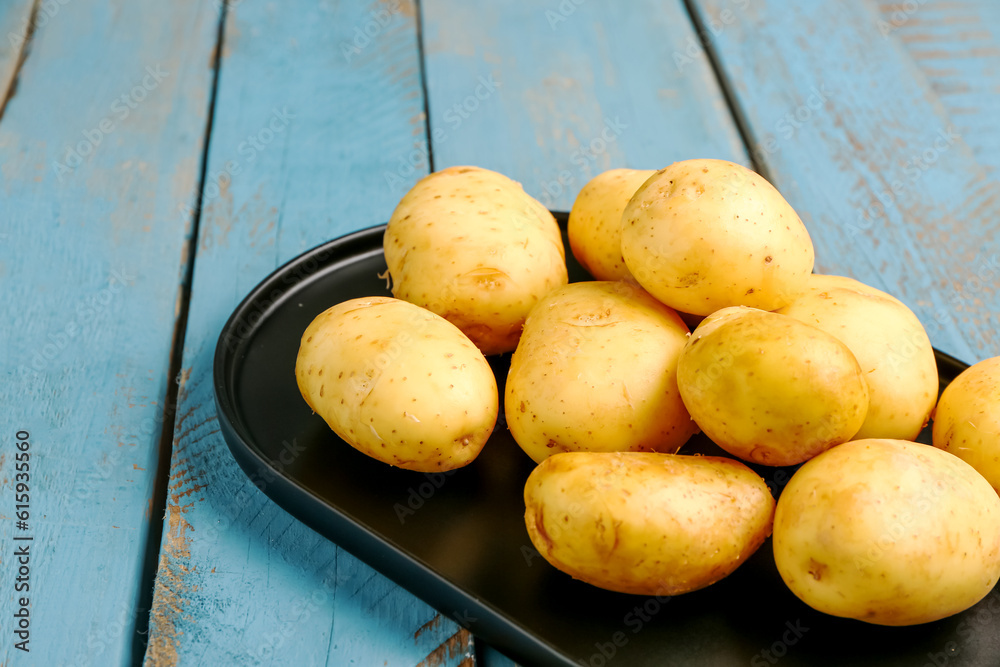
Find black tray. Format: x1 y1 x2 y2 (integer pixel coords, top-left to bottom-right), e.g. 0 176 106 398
214 212 997 667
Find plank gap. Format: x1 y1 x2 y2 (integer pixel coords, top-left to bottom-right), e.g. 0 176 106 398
0 0 40 123
680 0 765 178
131 3 231 664
415 0 435 173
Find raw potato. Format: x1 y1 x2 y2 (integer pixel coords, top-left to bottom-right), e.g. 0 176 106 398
568 168 655 281
774 439 1000 625
524 451 775 596
777 274 938 441
505 281 696 463
621 159 815 315
677 307 869 466
384 166 568 355
933 356 1000 494
295 297 498 472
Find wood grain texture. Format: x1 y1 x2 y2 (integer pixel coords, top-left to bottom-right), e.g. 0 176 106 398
690 0 1000 363
0 0 34 102
879 0 1000 176
0 0 218 665
143 1 471 665
420 2 749 664
419 0 750 212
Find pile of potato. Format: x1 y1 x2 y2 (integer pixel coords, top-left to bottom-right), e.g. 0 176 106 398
295 161 1000 626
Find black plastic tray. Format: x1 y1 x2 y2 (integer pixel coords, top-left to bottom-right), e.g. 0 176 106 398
214 212 997 667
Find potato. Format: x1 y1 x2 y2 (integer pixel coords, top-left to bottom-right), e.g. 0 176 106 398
933 356 1000 494
524 451 775 595
568 168 655 281
295 297 498 472
384 166 568 355
776 274 937 440
505 281 696 463
677 306 869 466
620 159 815 315
774 439 1000 625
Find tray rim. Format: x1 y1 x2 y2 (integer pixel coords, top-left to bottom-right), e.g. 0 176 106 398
213 218 579 666
212 214 973 667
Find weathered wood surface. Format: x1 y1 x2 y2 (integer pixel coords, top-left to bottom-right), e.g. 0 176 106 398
419 0 750 212
142 1 473 665
141 0 753 664
689 0 1000 365
415 1 751 664
0 1 34 102
3 1 997 665
879 0 1000 177
0 0 218 665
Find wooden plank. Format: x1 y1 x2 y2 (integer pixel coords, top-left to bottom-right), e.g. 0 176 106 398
879 0 1000 177
0 0 34 99
419 0 751 212
0 0 218 665
689 0 1000 363
419 2 750 664
143 1 473 665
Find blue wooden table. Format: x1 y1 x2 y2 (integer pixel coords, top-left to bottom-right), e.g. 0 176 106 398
2 1 998 665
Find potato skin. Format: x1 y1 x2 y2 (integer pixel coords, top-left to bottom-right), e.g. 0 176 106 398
295 297 498 472
524 452 775 596
777 274 938 441
620 159 814 315
774 439 1000 625
384 166 567 355
568 168 655 281
677 307 869 466
505 281 696 463
933 356 1000 494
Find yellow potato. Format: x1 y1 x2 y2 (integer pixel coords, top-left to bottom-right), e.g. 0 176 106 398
777 274 938 440
295 297 498 472
621 159 815 315
524 451 775 595
505 281 696 463
568 168 655 281
384 166 567 355
933 356 1000 494
774 439 1000 625
677 306 869 466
